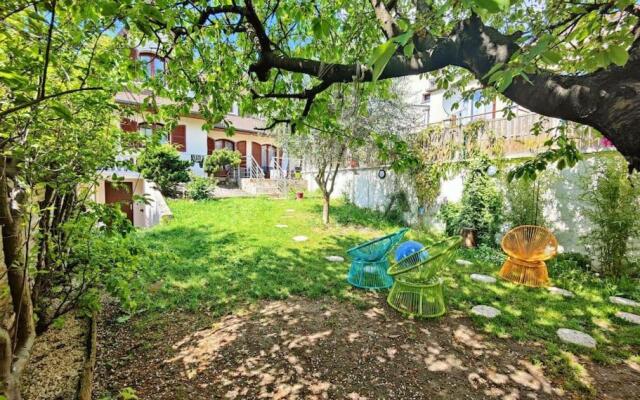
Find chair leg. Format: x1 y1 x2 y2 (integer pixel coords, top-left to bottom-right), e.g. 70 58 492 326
499 257 549 287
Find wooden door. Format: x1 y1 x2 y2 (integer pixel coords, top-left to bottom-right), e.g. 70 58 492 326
105 181 134 223
236 141 247 167
251 142 262 173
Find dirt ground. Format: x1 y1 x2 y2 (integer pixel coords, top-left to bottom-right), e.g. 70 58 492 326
93 295 639 400
22 313 88 400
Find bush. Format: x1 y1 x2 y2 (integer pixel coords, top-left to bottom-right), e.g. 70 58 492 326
505 175 548 227
438 201 462 236
204 149 241 176
137 144 191 197
442 158 503 246
580 156 640 277
187 175 216 200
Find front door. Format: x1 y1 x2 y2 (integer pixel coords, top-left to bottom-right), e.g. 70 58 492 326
105 181 134 223
251 142 262 176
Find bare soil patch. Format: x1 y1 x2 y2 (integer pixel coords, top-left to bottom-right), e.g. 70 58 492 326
93 295 639 399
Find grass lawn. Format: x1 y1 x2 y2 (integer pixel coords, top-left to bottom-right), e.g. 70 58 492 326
129 195 639 394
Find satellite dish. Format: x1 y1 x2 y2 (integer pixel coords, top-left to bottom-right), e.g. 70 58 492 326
442 92 463 116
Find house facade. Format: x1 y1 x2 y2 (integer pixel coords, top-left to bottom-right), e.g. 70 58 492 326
96 90 286 227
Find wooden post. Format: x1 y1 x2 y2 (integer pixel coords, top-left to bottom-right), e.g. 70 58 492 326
461 227 477 248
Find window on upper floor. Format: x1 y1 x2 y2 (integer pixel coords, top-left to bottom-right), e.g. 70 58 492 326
138 53 165 78
139 123 168 145
421 93 431 104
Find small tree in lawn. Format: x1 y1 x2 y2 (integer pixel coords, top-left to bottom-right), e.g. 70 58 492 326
285 82 420 224
204 149 242 177
137 144 191 197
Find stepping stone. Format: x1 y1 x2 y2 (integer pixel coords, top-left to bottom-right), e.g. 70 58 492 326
615 311 640 325
325 255 345 262
285 209 295 213
548 287 574 298
275 224 288 228
470 274 497 284
456 259 473 266
556 328 596 348
609 296 640 308
292 235 308 242
471 305 501 319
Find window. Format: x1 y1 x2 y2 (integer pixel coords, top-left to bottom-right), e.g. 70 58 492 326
421 93 431 104
139 123 168 144
214 139 235 151
138 53 165 77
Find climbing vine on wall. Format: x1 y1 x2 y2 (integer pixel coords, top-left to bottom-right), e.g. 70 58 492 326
410 120 505 210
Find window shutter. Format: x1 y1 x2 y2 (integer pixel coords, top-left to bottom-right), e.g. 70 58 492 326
207 137 214 155
170 125 187 152
120 118 138 132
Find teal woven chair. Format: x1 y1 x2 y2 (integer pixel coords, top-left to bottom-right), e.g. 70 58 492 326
387 236 461 318
346 228 409 289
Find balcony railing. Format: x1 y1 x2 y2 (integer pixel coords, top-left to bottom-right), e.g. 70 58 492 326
419 111 612 159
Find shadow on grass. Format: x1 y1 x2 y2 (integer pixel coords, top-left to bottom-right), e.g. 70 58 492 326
136 223 371 314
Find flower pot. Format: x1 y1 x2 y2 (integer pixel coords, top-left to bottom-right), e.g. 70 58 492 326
296 192 304 200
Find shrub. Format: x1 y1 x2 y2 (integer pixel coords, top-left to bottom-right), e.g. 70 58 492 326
137 144 191 197
580 156 640 277
438 201 462 237
505 175 549 227
204 149 241 176
187 175 216 200
384 191 411 224
456 157 503 246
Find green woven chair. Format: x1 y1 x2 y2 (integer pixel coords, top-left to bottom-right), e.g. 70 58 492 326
346 228 409 289
387 236 461 318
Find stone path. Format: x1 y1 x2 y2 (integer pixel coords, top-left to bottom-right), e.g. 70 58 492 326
285 209 295 213
470 305 501 318
615 311 640 325
456 259 473 266
470 274 497 284
609 296 640 308
275 224 288 228
556 328 596 348
325 256 345 263
548 287 574 297
292 235 308 242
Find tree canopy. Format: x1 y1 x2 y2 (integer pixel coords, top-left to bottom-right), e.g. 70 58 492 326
69 0 639 171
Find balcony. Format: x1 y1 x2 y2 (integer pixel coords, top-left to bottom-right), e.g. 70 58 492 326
419 111 612 159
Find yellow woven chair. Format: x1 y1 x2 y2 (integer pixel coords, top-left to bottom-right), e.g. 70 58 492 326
498 225 558 287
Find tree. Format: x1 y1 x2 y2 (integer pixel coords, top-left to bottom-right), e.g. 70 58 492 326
118 0 639 173
137 144 191 197
0 3 139 397
204 149 242 177
284 81 420 224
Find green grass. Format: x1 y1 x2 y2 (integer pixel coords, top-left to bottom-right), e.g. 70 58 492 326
132 195 639 389
135 195 401 313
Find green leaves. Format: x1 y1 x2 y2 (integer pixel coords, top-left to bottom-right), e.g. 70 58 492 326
472 0 510 13
608 46 629 67
367 30 414 81
51 102 73 121
368 40 397 81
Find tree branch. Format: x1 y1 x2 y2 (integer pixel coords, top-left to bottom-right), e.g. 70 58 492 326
370 0 401 38
0 86 103 120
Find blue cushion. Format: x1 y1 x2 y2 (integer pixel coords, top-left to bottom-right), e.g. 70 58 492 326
394 240 425 262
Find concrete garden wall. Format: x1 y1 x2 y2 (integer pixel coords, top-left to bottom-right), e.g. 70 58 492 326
303 154 634 255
